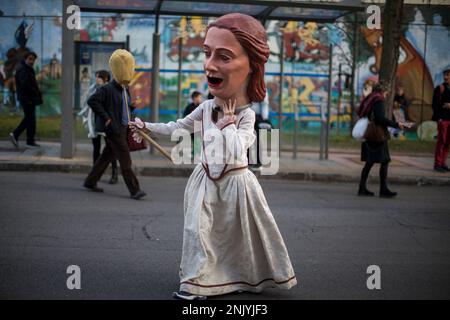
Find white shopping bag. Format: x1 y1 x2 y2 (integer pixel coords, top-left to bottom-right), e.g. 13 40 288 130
352 117 368 141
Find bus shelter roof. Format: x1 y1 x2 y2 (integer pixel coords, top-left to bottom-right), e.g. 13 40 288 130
74 0 365 23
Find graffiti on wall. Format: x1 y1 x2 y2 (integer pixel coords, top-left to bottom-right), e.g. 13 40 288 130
360 26 434 123
0 17 62 115
1 1 449 139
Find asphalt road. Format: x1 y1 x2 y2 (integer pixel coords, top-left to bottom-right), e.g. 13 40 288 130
0 171 449 300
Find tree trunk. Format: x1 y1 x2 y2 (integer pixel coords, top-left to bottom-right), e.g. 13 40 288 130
378 0 404 120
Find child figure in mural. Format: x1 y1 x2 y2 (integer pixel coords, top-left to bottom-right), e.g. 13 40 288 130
390 85 411 140
129 13 297 300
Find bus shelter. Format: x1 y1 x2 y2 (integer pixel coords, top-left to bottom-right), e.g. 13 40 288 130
61 0 365 158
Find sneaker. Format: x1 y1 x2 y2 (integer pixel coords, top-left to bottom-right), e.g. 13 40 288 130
9 133 18 148
442 166 450 172
83 183 104 193
131 190 146 200
172 291 207 300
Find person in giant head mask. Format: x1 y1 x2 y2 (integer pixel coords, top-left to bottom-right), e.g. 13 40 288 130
83 49 146 200
130 13 296 300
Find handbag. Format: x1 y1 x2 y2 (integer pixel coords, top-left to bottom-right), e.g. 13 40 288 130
352 117 368 140
123 87 147 152
364 112 388 143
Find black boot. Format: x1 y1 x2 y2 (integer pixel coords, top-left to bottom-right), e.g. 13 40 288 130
358 187 375 196
358 162 374 196
379 188 397 198
379 162 397 198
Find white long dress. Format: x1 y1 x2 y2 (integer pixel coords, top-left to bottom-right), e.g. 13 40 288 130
145 99 297 296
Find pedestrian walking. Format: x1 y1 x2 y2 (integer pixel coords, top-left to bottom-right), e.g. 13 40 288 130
357 81 405 198
83 49 145 199
78 69 118 184
9 51 43 148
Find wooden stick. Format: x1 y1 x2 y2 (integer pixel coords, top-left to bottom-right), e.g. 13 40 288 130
136 129 174 163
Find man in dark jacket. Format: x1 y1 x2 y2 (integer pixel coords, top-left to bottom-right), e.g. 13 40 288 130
83 78 146 199
432 68 450 172
9 51 43 148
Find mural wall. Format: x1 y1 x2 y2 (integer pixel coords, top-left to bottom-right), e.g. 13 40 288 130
1 1 449 139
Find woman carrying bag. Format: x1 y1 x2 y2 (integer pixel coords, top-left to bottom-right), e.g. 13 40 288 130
357 81 405 198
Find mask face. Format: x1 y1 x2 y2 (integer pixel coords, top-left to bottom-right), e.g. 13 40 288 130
203 27 251 101
109 49 135 86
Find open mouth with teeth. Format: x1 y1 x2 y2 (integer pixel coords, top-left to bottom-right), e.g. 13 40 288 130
207 76 223 88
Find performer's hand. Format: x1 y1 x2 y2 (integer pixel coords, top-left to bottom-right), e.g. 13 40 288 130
221 98 237 122
129 117 154 143
129 117 146 132
105 119 112 127
223 98 236 116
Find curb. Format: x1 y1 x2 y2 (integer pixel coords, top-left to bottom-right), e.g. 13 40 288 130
1 162 450 186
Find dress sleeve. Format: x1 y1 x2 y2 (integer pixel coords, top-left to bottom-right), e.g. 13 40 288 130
144 102 203 135
220 109 256 161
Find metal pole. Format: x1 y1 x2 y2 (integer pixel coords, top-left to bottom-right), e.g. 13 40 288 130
293 98 298 159
61 0 75 158
337 64 342 136
325 44 333 160
279 31 284 146
319 102 325 160
292 57 297 159
349 12 358 135
176 36 183 119
150 17 161 154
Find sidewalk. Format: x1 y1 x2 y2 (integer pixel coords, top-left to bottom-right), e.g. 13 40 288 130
1 140 449 186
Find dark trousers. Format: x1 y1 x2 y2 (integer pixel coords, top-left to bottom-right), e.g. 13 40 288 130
13 102 36 144
92 136 118 172
85 126 140 195
359 161 389 192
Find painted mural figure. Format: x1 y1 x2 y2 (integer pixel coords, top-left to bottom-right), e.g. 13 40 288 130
432 68 450 173
130 13 297 300
360 27 434 124
391 85 411 139
3 20 34 111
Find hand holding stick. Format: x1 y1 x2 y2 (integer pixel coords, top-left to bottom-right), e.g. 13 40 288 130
129 118 173 163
